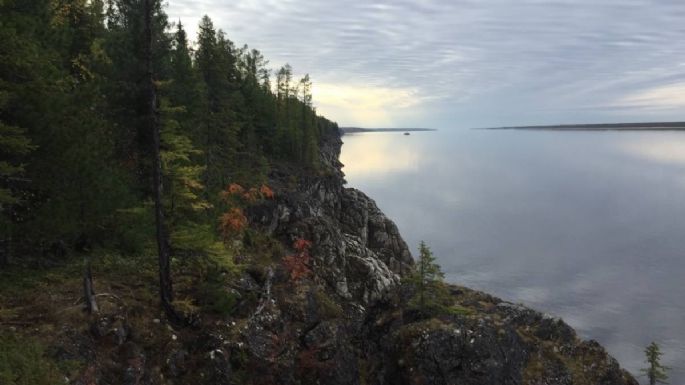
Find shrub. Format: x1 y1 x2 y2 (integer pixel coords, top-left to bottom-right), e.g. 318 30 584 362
283 238 312 281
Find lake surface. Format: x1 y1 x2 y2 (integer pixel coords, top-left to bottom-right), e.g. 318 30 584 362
340 129 685 383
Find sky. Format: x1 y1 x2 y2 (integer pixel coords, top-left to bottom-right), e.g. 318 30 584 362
165 0 685 129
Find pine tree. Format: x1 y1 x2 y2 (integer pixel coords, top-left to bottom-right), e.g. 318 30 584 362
195 17 243 193
641 342 669 385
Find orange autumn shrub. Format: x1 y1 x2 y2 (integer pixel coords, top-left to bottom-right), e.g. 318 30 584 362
260 184 275 199
242 187 260 203
220 207 247 240
228 183 244 194
283 238 312 281
220 183 274 203
218 183 276 241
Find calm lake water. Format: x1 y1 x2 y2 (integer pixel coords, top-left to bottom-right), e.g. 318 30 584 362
340 129 685 383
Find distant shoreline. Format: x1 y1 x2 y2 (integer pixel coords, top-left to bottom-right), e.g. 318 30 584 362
340 127 436 134
483 121 685 131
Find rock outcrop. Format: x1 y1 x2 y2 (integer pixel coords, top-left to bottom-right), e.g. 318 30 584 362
248 126 413 305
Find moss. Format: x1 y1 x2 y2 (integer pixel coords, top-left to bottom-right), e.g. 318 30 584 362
396 318 446 342
96 250 156 279
313 288 343 319
523 352 547 384
444 304 475 316
358 357 369 385
562 346 613 385
0 333 63 385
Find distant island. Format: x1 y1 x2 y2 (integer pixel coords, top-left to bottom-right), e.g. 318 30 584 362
340 127 437 134
484 121 685 131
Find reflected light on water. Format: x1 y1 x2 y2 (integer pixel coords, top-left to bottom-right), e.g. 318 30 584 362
339 133 422 176
620 137 685 166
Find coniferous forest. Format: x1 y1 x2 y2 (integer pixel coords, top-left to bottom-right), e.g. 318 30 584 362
1 0 333 266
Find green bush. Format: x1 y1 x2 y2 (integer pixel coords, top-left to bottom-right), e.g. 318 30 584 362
0 333 62 385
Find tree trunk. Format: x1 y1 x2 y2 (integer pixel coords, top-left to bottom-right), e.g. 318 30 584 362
419 257 425 310
0 241 8 268
1 208 13 268
144 0 179 323
83 256 99 314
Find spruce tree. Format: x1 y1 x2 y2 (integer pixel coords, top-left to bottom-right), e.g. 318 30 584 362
406 241 447 313
641 342 669 385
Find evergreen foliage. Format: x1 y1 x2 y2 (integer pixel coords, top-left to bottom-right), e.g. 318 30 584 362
0 1 338 266
641 342 669 385
405 241 449 314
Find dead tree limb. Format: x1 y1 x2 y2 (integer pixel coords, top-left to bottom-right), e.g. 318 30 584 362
83 256 99 314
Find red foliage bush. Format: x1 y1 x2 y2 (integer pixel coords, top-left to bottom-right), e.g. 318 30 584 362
283 238 312 281
260 184 275 199
218 183 276 240
220 207 247 239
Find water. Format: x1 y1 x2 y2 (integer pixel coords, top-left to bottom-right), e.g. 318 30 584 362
340 129 685 383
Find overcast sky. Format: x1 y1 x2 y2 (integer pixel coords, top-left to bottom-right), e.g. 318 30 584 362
166 0 685 129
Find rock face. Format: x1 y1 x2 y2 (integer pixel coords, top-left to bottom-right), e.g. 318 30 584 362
239 125 638 385
249 126 413 304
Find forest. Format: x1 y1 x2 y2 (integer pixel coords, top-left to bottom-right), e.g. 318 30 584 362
0 0 336 268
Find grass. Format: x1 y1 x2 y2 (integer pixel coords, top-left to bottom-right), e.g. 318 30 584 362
0 228 307 383
0 333 64 385
313 287 343 319
444 304 475 316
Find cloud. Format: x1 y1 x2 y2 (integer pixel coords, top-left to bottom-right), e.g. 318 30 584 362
165 0 685 128
312 83 423 126
612 83 685 111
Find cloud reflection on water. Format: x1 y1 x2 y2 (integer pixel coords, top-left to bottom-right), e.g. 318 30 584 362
620 136 685 166
340 133 422 176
